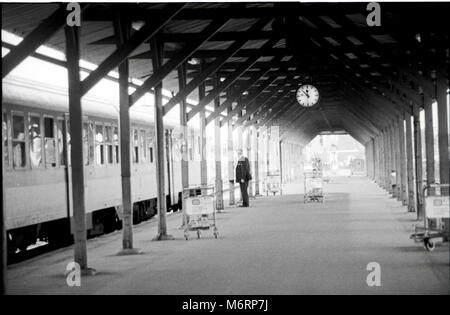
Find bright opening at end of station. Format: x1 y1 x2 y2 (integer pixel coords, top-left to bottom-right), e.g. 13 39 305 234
304 134 366 178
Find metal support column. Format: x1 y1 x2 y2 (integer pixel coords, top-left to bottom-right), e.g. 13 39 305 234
436 75 449 195
413 108 424 220
115 16 141 255
214 80 224 211
151 36 172 241
424 93 435 194
398 115 407 205
394 118 402 200
255 128 260 196
389 123 396 196
199 81 208 191
1 98 5 294
247 127 253 197
65 25 94 274
227 110 235 206
178 64 189 226
384 128 390 191
405 113 416 212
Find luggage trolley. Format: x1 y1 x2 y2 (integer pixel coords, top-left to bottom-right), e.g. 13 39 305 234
304 170 324 203
266 172 282 196
410 184 450 251
183 185 219 240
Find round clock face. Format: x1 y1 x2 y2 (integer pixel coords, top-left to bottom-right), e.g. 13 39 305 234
296 84 320 107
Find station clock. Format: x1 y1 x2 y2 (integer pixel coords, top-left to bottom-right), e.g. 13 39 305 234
296 84 320 107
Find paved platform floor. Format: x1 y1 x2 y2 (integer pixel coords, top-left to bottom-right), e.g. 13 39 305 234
6 176 449 294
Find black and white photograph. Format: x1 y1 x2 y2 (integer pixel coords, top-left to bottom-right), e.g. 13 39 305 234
1 0 449 299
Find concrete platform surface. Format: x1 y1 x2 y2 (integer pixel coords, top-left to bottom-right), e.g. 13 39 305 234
6 176 449 294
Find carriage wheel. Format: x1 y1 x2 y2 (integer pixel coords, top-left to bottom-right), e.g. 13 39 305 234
424 238 435 251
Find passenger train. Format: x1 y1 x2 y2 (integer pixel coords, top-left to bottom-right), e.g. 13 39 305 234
2 75 208 255
2 69 282 259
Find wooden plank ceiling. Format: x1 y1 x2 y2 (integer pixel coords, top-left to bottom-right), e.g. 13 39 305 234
2 2 448 144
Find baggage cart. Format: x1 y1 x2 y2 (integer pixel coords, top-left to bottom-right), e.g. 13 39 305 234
410 184 449 251
183 185 219 240
304 170 324 203
265 172 282 196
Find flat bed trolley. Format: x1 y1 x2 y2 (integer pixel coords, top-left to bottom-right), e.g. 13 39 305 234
183 185 219 240
410 184 449 251
304 170 324 203
266 172 282 196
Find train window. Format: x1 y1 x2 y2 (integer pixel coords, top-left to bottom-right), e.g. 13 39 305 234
95 124 104 165
140 130 146 163
66 119 71 166
105 126 113 164
146 130 153 163
12 114 26 168
133 129 139 163
88 123 94 165
29 114 42 168
189 131 194 161
149 147 154 163
44 117 56 167
3 112 9 168
113 127 119 163
57 119 65 166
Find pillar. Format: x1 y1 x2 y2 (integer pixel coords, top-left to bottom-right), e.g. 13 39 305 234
214 82 224 211
199 81 207 190
65 25 92 272
436 70 449 237
384 128 390 191
413 107 424 220
424 93 435 193
150 36 172 240
1 99 5 294
227 106 235 206
237 111 243 202
405 112 416 212
394 118 402 200
398 115 408 205
255 128 260 196
247 126 253 197
178 64 189 225
115 17 141 254
436 75 449 195
389 123 396 196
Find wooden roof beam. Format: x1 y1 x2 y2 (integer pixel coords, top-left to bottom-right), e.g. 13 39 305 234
129 18 229 106
162 17 272 115
81 3 185 96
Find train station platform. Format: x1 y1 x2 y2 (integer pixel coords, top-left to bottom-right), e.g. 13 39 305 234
6 176 449 295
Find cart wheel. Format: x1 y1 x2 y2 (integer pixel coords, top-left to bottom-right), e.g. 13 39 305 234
197 230 201 239
424 238 435 251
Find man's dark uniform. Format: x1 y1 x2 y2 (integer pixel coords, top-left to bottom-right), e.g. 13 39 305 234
236 156 252 207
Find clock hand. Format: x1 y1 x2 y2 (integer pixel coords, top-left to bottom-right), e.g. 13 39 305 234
300 89 309 98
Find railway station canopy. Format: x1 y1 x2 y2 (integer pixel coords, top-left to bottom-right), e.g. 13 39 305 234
2 1 448 145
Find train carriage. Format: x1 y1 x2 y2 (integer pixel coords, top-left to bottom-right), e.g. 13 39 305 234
2 75 193 254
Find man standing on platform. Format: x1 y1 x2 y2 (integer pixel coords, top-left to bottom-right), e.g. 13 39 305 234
236 149 252 207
